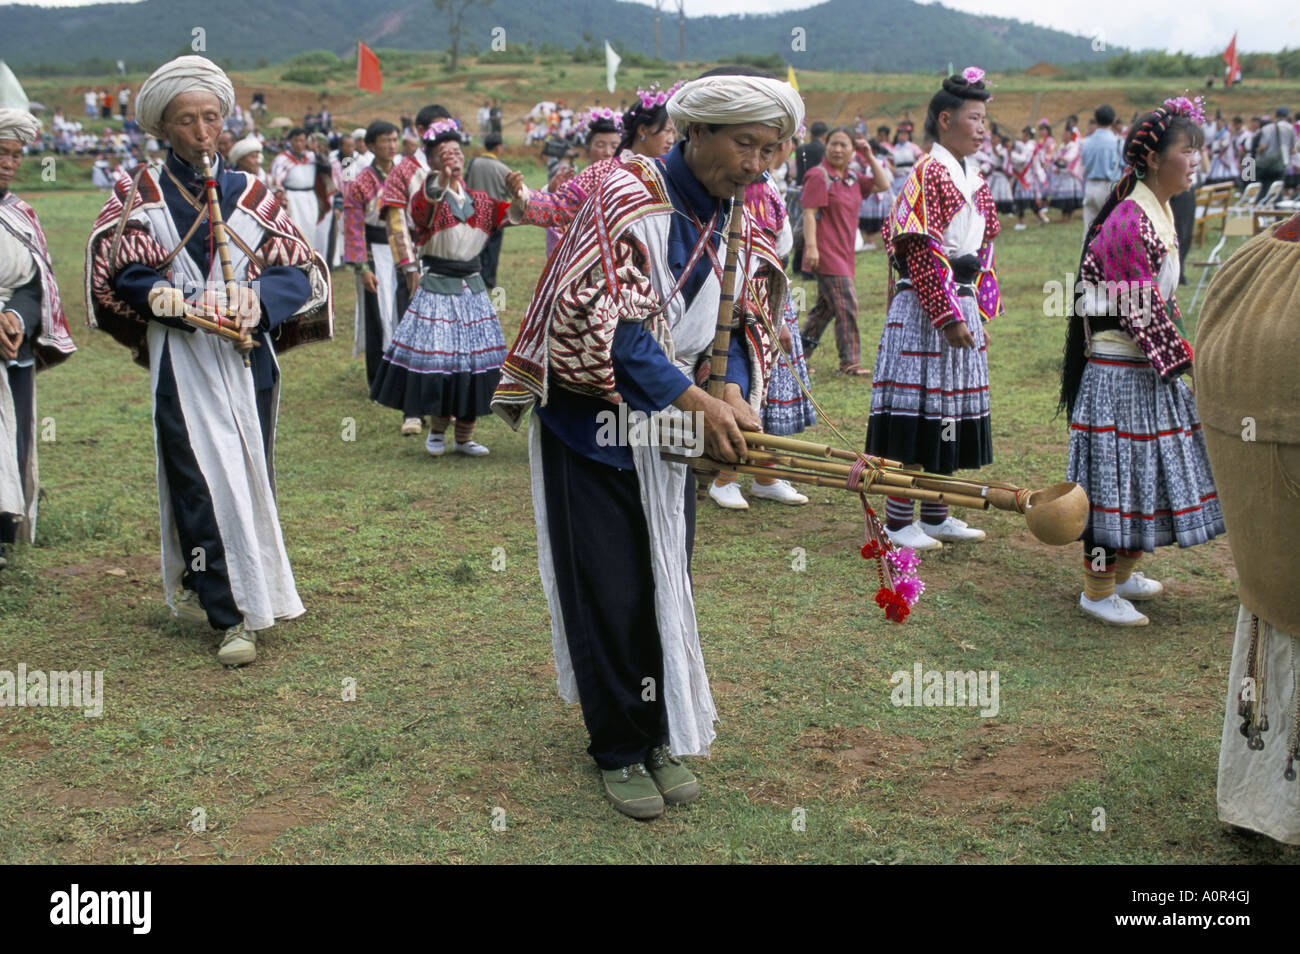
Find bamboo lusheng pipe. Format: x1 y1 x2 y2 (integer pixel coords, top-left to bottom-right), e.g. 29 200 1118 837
743 449 924 493
706 185 748 400
742 431 906 469
201 152 253 368
182 308 264 348
742 431 1032 498
742 448 1043 513
147 287 263 348
676 427 1068 514
663 437 1092 545
662 454 990 508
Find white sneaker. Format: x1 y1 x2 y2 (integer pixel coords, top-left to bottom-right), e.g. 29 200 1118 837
401 416 423 436
1115 571 1164 601
425 432 446 456
1014 223 1028 231
884 521 943 551
708 480 749 510
1079 593 1149 626
454 440 490 457
919 516 986 542
749 479 809 506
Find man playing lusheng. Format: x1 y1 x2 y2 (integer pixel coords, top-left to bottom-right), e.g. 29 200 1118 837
84 56 332 666
493 68 803 819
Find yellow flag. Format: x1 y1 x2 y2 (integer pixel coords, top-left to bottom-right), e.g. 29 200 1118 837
786 64 799 92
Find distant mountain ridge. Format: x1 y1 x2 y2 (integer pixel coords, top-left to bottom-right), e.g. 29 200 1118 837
0 0 1113 72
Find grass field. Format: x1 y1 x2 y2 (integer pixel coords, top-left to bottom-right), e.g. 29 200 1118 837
0 157 1292 864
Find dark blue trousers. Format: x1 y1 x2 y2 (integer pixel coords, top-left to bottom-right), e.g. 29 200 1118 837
538 419 696 770
1 364 34 546
153 340 274 629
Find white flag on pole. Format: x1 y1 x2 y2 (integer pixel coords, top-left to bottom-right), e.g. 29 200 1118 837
605 41 621 94
0 61 30 111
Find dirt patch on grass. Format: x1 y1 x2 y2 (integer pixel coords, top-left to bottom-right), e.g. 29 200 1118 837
1 732 52 759
772 721 1101 825
744 725 929 804
798 725 927 776
50 552 157 582
918 723 1102 825
23 779 132 810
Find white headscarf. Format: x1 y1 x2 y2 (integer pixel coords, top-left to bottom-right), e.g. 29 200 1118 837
0 109 42 146
667 74 805 141
227 136 262 167
134 55 235 138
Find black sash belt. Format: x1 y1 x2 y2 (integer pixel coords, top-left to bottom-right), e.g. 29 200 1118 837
420 255 480 278
894 252 981 297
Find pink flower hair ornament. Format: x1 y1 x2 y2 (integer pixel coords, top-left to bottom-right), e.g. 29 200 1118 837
1163 95 1207 125
636 80 684 111
962 66 985 85
422 117 461 141
584 107 623 131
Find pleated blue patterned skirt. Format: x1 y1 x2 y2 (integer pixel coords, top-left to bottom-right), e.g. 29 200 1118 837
370 282 506 419
763 290 817 436
1066 353 1225 551
866 289 992 474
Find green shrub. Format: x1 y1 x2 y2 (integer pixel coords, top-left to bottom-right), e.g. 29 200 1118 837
280 67 331 85
286 49 343 68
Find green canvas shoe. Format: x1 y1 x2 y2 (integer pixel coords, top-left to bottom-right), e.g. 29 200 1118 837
217 624 257 667
172 589 208 625
647 745 700 805
601 763 664 820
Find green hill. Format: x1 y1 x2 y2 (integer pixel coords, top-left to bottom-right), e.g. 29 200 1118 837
1 0 1111 73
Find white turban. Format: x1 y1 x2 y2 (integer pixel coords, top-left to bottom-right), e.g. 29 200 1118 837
134 55 235 138
667 74 805 141
0 109 42 146
227 136 262 167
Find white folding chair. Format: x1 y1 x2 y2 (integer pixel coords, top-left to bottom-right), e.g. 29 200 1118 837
1232 181 1262 209
1188 213 1257 314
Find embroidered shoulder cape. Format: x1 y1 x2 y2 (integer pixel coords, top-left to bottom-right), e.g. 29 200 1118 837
1078 197 1193 379
84 163 333 368
0 192 75 370
492 153 785 431
885 152 1002 326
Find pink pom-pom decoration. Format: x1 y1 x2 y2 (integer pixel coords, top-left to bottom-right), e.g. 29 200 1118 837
962 66 985 85
895 576 926 607
886 547 920 576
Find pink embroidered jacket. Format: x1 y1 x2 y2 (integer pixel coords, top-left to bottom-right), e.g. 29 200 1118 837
1077 198 1193 380
883 154 1002 329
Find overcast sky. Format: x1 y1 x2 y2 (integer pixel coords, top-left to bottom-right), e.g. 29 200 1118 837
5 0 1296 55
625 0 1295 55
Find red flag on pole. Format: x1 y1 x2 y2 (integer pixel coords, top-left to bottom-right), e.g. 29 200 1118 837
357 41 382 93
1223 32 1240 88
